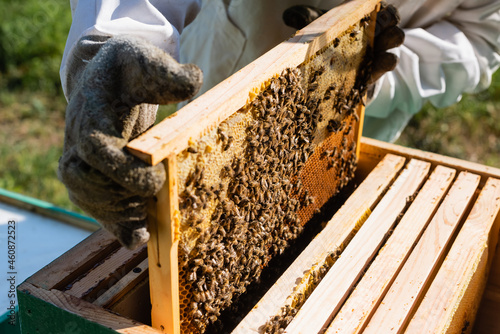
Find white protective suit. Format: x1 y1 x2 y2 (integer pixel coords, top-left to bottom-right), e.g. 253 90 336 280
61 0 500 142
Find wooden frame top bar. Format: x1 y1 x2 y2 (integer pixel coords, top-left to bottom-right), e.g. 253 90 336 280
127 0 381 165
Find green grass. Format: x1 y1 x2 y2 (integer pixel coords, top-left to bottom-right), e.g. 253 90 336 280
396 70 500 168
0 0 78 211
0 91 77 211
0 0 499 212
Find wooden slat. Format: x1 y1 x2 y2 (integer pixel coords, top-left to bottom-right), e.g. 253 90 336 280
353 2 378 161
359 137 500 334
18 282 162 334
363 171 481 334
326 165 456 334
284 159 431 333
148 156 181 334
92 258 148 307
406 177 500 334
360 137 500 186
127 0 381 165
65 245 146 300
233 154 405 333
26 229 120 290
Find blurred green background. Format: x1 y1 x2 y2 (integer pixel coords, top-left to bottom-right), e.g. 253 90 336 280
1 0 499 213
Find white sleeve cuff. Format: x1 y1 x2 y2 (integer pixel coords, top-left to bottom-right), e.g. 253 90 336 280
60 0 200 99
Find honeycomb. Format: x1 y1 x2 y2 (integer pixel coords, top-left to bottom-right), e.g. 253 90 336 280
174 18 372 334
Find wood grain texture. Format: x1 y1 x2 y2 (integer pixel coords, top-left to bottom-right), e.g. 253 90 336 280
233 154 405 333
108 277 152 327
326 165 456 334
358 137 500 334
18 282 161 334
26 229 120 290
65 245 146 300
406 177 500 334
127 0 381 165
147 156 181 334
363 171 481 334
359 137 500 186
284 159 431 334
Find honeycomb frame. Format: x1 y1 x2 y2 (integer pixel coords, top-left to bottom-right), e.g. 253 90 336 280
126 1 381 333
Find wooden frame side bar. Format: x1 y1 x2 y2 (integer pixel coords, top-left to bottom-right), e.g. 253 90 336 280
147 156 181 334
360 137 500 186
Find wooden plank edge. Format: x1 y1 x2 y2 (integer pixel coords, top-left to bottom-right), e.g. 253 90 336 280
406 177 500 334
326 165 456 334
127 0 381 165
65 245 147 301
360 137 500 186
354 3 378 161
232 153 405 333
363 171 481 334
26 229 120 290
18 282 161 334
148 156 181 334
284 159 431 333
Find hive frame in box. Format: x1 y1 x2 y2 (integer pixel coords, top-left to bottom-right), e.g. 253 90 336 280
126 1 381 333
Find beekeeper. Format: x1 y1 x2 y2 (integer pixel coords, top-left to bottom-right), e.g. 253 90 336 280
58 0 500 249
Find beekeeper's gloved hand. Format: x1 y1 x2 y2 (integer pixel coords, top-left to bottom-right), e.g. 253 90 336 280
282 1 404 84
58 35 203 249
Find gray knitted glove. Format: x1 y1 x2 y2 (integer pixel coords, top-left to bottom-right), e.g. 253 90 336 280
58 35 203 249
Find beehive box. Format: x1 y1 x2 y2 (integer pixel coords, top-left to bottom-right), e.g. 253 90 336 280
234 138 500 333
17 138 500 334
123 1 379 333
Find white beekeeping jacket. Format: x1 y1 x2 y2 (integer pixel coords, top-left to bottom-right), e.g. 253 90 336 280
61 0 500 142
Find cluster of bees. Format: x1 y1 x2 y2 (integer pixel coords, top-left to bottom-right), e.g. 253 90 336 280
176 23 371 332
178 66 323 333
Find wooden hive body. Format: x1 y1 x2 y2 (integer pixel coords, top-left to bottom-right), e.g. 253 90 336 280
16 138 500 334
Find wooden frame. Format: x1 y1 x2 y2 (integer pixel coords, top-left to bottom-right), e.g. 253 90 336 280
126 1 381 332
17 138 500 334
